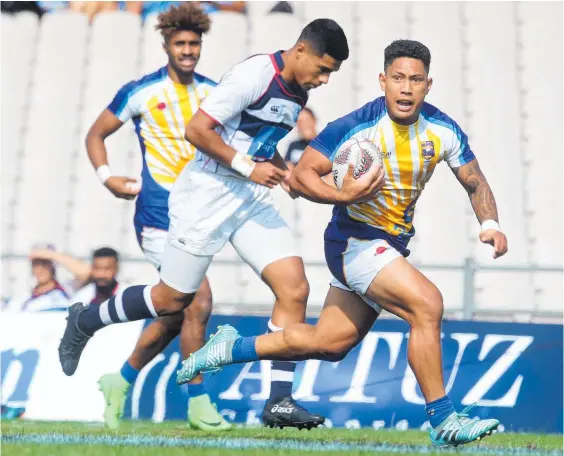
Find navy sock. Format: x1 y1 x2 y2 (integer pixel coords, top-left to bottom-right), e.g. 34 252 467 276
120 361 139 385
267 320 296 402
231 336 259 363
425 395 456 428
78 285 157 336
188 382 208 399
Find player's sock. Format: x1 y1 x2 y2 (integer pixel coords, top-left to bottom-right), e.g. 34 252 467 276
425 395 456 428
120 361 140 385
188 382 208 399
231 336 259 363
78 285 158 336
267 320 296 402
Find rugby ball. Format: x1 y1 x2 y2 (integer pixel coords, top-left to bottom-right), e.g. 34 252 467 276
332 138 383 190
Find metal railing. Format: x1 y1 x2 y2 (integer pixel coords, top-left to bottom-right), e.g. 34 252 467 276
2 253 562 321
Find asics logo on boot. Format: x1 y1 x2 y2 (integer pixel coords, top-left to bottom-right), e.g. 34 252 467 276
271 405 294 414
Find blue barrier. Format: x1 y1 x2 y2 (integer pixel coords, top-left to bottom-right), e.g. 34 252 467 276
123 316 563 433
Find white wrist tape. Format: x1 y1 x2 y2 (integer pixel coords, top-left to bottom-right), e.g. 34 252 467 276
96 165 113 184
481 219 500 232
230 154 256 178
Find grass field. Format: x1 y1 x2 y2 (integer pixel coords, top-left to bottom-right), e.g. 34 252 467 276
2 420 562 456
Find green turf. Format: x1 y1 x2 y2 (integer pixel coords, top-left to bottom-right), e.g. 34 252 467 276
2 420 562 456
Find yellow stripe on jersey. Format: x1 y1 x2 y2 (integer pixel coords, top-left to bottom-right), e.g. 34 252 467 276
378 126 394 210
173 83 196 159
147 95 185 164
163 88 190 159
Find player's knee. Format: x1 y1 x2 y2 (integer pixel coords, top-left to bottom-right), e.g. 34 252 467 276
184 290 212 327
151 281 196 315
410 287 444 327
279 278 310 306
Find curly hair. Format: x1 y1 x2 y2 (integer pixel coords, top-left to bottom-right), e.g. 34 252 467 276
384 40 431 73
155 3 211 42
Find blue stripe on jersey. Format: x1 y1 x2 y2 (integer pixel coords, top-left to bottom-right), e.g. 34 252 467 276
421 102 475 165
132 117 170 235
194 72 218 87
107 67 167 118
310 97 387 160
239 110 294 137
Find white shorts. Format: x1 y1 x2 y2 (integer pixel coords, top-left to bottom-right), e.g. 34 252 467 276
326 237 402 313
161 163 298 293
139 227 167 269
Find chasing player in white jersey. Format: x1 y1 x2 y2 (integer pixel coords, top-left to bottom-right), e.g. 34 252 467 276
174 40 508 446
59 18 377 429
76 4 230 430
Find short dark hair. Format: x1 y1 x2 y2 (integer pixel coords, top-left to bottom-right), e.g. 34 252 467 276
384 40 431 73
298 19 349 62
156 2 211 42
93 247 119 261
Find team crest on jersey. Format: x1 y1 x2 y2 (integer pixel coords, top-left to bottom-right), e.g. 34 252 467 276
421 141 435 161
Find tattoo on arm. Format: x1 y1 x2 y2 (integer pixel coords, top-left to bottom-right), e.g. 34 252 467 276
452 159 499 224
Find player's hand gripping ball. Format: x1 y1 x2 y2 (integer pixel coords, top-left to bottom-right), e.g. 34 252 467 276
332 138 383 190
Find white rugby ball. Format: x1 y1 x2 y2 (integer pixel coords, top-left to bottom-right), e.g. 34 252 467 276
332 138 383 190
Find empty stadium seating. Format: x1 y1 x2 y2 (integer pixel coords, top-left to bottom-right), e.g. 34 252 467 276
0 5 562 320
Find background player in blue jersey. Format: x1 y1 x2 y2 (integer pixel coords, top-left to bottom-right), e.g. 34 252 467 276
59 18 378 430
70 4 230 431
173 40 509 446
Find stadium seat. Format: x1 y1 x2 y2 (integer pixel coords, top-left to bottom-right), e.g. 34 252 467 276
249 13 303 55
206 262 245 307
419 268 465 313
474 271 535 315
1 12 39 204
119 261 159 286
410 165 473 264
302 2 353 39
532 271 563 314
303 264 333 311
196 12 248 82
140 13 164 75
464 2 528 265
408 2 465 121
356 2 409 107
239 267 276 308
68 12 141 256
15 12 90 253
1 258 31 301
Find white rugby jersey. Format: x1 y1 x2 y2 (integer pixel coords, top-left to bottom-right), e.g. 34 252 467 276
196 51 308 177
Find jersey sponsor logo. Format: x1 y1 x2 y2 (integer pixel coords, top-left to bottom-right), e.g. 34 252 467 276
270 105 280 114
421 141 435 160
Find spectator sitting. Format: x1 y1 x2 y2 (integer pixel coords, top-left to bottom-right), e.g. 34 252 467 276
71 247 123 306
3 243 74 312
285 107 318 169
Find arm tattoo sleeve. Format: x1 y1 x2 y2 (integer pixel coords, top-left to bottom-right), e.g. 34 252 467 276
452 159 499 224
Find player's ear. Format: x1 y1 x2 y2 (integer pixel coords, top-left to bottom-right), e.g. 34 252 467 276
426 77 433 94
295 41 307 60
379 73 386 92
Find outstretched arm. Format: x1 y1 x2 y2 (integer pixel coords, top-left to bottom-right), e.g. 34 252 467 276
452 159 508 258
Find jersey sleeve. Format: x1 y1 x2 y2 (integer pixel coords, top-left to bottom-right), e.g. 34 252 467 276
199 59 270 125
444 120 476 168
107 81 140 122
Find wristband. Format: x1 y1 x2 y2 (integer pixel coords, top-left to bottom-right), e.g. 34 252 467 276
481 219 500 232
96 165 113 184
230 154 256 178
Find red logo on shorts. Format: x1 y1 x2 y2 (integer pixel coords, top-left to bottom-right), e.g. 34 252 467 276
157 102 166 110
375 246 387 255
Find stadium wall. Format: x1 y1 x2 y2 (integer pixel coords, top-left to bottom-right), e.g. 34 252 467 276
1 313 562 433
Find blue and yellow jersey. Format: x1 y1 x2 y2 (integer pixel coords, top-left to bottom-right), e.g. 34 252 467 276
311 97 475 254
107 66 216 232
